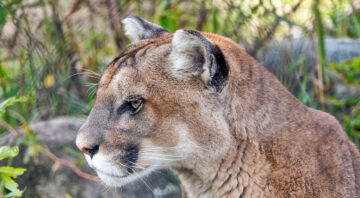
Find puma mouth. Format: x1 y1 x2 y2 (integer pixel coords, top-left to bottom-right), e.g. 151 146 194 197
94 165 156 187
94 168 129 178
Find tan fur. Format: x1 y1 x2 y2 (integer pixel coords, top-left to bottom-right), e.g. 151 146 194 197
76 27 360 197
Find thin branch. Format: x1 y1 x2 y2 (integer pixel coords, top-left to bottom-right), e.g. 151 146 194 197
105 0 127 50
64 0 85 21
196 0 208 30
42 146 99 182
0 120 20 137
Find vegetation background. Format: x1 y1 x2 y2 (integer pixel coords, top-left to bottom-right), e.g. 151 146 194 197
0 0 359 197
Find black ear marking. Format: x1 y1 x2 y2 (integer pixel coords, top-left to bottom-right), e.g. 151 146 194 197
209 44 229 91
122 15 170 42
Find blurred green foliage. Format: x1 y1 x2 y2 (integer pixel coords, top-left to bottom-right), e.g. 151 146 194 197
331 57 360 85
0 96 28 197
0 145 26 197
328 58 360 143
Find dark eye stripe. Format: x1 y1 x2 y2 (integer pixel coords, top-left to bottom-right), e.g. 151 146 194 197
116 99 143 116
116 102 133 115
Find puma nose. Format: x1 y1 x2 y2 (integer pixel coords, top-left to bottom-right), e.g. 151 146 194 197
76 141 99 158
76 121 103 158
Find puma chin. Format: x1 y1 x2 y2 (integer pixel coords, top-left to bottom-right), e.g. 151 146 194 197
83 154 156 186
76 15 360 198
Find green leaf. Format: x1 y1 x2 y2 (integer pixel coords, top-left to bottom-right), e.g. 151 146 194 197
0 96 27 114
5 189 23 198
0 145 19 160
0 167 26 177
158 12 177 32
0 64 10 79
1 174 22 196
0 3 8 26
211 7 219 33
352 15 360 37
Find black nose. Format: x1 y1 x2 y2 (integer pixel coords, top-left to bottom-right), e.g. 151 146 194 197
85 145 99 158
77 141 99 158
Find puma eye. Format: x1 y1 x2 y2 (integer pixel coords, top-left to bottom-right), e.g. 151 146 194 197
116 98 144 115
130 99 143 110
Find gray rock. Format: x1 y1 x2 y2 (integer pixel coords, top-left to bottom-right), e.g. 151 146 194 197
258 37 360 72
257 38 360 95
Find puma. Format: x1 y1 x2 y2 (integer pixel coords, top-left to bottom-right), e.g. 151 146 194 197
76 16 360 198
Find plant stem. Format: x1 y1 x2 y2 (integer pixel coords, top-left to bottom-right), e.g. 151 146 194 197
42 146 99 182
313 0 327 110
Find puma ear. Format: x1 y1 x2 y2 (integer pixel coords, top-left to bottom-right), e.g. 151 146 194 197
170 30 229 90
122 15 170 43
